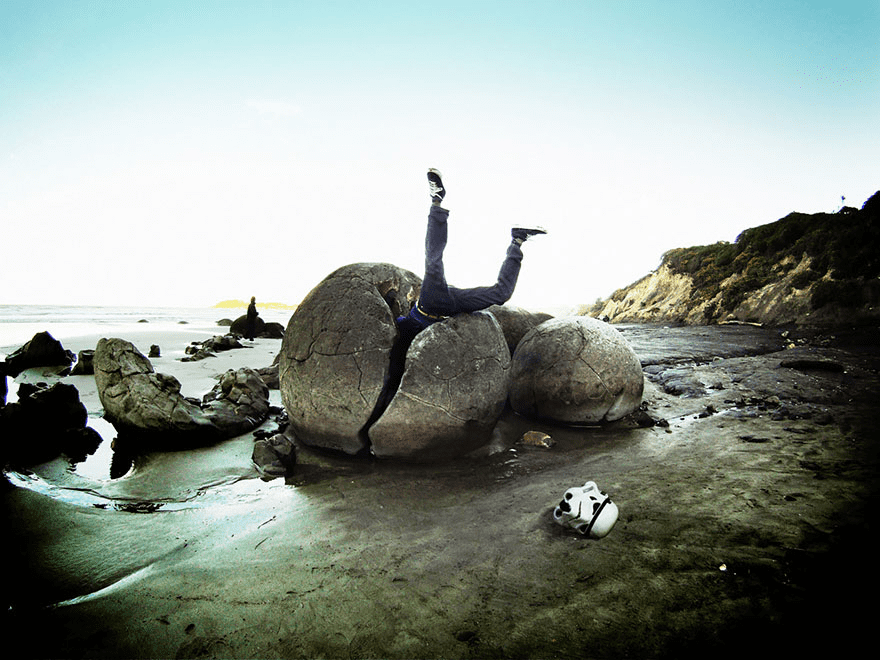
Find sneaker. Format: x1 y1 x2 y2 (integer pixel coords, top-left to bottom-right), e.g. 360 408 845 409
427 168 445 204
511 226 547 243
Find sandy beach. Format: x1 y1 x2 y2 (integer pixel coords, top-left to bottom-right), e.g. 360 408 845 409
2 309 879 659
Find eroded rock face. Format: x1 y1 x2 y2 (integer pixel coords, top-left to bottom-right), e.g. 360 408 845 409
509 316 644 424
278 263 421 455
201 367 270 437
369 311 511 460
94 338 220 445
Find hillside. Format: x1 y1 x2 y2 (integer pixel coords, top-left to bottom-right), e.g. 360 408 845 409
588 191 880 326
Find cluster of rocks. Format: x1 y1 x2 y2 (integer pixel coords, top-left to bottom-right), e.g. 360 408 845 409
182 334 245 362
217 315 285 339
278 263 645 462
0 381 102 468
94 338 271 450
2 328 286 474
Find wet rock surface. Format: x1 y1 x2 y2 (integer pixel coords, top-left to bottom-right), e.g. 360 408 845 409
278 263 421 455
510 316 645 423
94 338 270 449
200 367 271 437
368 311 510 460
4 323 880 659
94 337 220 444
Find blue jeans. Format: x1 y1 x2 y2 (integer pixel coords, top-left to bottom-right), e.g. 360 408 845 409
417 204 523 316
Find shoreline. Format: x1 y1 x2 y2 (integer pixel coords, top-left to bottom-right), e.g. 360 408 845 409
3 313 879 658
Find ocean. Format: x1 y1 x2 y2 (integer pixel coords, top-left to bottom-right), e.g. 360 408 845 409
0 304 294 357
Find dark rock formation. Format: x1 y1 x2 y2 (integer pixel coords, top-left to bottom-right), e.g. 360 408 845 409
70 349 95 376
181 334 244 362
94 338 221 446
0 381 102 467
368 311 511 460
200 367 270 437
485 305 554 354
229 316 285 339
252 432 297 480
279 263 421 455
2 332 75 378
95 338 271 450
509 317 644 424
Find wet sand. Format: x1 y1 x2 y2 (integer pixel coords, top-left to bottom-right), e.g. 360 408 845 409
3 322 879 659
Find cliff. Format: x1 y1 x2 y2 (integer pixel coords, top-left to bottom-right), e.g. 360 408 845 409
588 191 880 326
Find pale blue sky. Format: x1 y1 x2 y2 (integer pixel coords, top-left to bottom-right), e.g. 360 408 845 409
2 0 878 310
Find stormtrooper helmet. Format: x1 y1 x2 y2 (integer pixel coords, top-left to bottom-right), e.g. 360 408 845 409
553 481 619 539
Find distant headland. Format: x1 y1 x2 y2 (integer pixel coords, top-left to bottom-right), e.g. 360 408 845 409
213 300 298 310
586 190 879 327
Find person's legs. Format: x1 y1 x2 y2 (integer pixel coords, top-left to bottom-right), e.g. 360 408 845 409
447 239 524 313
416 168 545 316
416 204 457 316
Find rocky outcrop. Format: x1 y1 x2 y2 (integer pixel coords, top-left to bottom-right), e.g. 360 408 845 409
200 367 270 437
368 312 510 460
2 332 75 378
70 349 95 375
181 334 244 362
94 339 270 449
0 381 102 467
278 263 421 456
229 315 285 339
509 317 644 424
252 433 297 480
587 191 880 326
95 338 220 446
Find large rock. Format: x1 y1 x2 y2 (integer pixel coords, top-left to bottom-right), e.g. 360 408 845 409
509 316 644 424
485 305 554 354
70 349 95 375
368 311 510 460
94 338 221 446
278 263 421 455
230 316 285 339
2 331 75 378
200 367 270 437
0 381 102 467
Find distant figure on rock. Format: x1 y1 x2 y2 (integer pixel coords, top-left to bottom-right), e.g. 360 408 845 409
245 296 259 341
395 169 547 348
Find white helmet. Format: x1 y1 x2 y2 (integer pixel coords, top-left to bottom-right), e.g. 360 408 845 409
553 481 619 539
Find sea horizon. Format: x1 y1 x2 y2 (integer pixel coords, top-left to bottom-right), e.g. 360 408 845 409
0 303 295 355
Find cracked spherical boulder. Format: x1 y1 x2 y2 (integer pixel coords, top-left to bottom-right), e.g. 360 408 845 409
368 311 510 460
509 316 644 424
278 263 421 455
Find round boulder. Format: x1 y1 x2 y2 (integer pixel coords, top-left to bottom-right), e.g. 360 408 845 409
485 305 554 355
509 316 644 424
369 311 510 461
278 263 421 455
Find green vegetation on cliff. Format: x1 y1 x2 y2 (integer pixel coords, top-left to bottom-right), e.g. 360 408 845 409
661 191 880 316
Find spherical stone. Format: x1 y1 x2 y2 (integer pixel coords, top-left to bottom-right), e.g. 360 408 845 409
278 263 421 455
509 316 644 424
485 305 554 355
368 311 510 460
